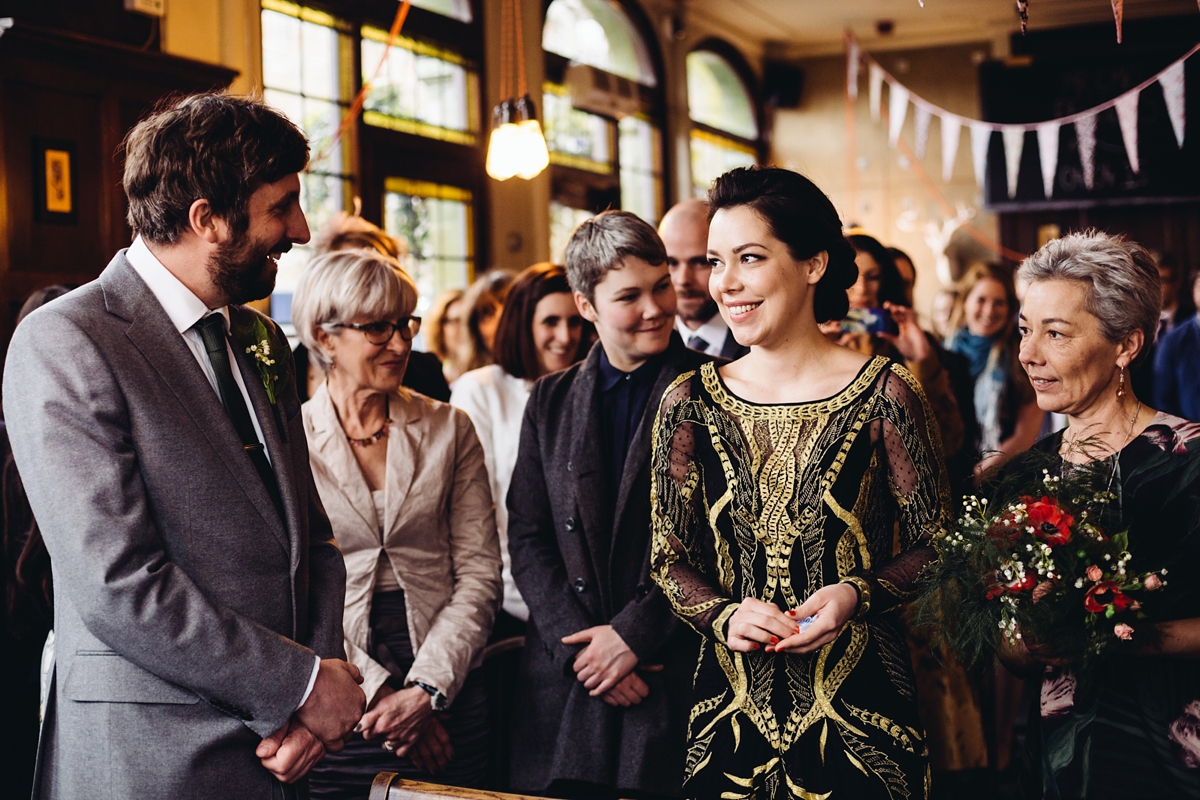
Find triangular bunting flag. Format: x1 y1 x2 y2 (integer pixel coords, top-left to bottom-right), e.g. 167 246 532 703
1112 0 1123 44
1114 91 1141 173
1160 61 1185 148
888 84 910 146
914 105 932 160
847 39 860 99
869 63 884 122
970 122 992 190
1002 127 1026 198
1036 123 1060 198
942 115 962 182
1076 114 1097 190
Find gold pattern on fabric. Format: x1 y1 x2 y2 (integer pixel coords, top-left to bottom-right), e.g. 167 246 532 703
649 358 947 800
843 576 872 618
825 489 870 571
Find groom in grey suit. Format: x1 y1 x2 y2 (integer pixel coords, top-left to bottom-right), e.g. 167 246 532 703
4 93 365 798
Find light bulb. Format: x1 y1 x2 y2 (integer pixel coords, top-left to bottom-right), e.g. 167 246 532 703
485 122 522 181
514 119 550 180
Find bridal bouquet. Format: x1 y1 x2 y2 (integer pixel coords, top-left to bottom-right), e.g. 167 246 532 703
914 453 1167 674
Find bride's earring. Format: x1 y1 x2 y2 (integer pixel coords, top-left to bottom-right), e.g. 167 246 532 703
1116 366 1126 400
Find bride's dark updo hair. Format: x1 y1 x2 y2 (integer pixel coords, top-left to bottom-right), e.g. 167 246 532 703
707 167 858 323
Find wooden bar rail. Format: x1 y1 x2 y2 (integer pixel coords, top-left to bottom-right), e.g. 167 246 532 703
369 775 543 800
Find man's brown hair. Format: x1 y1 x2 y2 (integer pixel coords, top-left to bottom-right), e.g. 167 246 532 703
122 92 309 244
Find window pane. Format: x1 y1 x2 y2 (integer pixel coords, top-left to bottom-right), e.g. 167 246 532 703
687 50 758 140
618 116 661 225
409 0 472 22
262 10 303 94
691 129 756 197
543 85 612 172
384 180 474 314
299 17 340 101
362 29 477 142
549 202 594 263
543 0 656 87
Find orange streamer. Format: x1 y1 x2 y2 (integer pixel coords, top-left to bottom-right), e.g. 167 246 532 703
312 0 412 167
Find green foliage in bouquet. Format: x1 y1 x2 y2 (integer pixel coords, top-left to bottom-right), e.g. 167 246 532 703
912 448 1167 675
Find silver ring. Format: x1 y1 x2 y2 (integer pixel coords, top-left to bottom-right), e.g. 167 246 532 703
383 740 396 751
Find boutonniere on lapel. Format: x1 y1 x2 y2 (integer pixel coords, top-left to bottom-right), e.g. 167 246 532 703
241 316 288 405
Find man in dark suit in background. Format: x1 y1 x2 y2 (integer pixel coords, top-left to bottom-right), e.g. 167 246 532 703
4 93 364 799
659 199 750 361
507 211 714 799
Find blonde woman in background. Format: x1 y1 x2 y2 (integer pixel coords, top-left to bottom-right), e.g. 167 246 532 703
944 263 1042 478
426 289 467 384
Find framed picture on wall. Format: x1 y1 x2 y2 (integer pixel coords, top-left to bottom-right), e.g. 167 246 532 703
33 138 78 224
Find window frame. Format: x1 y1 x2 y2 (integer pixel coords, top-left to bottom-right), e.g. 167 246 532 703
686 38 764 174
260 0 489 291
540 0 668 222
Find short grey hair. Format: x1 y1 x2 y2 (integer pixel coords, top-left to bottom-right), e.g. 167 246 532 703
564 209 667 302
1018 230 1161 364
293 249 418 374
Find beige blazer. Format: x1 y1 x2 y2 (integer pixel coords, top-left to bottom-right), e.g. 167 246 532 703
303 383 502 705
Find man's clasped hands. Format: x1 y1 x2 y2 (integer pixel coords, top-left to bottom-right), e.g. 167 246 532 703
255 657 461 782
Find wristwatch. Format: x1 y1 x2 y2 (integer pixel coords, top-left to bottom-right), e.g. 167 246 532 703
407 680 448 711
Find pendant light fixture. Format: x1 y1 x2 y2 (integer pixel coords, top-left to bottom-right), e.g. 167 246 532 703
485 0 549 181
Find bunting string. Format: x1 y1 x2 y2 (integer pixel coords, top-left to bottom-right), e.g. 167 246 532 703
848 33 1200 199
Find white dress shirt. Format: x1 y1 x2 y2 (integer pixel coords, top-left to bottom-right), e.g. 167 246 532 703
450 364 532 621
675 313 732 357
125 236 319 708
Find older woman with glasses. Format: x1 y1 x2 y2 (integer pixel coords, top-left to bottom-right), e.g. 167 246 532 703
292 249 502 798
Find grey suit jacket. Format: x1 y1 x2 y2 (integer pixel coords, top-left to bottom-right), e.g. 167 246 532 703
3 252 346 800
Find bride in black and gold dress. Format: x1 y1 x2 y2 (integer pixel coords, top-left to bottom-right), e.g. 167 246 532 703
650 167 951 799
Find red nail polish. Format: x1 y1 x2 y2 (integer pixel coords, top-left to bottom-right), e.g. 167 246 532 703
765 645 775 653
796 625 801 633
750 643 760 650
770 636 779 644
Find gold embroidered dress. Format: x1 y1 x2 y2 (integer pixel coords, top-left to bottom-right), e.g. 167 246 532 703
650 357 951 800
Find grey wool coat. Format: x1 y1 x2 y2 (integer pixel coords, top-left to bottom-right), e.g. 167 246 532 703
506 335 716 797
3 252 346 800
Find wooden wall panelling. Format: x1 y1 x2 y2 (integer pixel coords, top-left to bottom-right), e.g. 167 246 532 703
0 22 236 359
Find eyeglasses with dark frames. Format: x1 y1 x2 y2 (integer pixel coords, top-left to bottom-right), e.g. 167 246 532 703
330 317 422 345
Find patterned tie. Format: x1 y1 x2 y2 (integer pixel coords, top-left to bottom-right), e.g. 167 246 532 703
687 334 710 353
194 314 284 521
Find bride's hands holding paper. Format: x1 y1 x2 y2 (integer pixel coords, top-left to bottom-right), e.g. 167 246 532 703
772 583 859 655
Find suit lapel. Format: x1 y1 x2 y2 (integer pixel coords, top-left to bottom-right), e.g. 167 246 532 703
305 383 378 536
103 257 290 557
568 345 613 609
382 391 423 537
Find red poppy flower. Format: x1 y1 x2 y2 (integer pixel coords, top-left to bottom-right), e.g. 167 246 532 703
1025 496 1075 546
1084 580 1133 614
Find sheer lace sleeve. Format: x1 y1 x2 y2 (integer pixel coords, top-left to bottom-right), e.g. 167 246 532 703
650 374 738 642
848 364 952 617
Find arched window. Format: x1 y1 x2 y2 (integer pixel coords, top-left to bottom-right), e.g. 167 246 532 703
686 43 760 197
260 0 484 322
542 0 665 259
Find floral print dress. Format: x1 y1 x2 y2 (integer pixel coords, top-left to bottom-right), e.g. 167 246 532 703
1024 413 1200 799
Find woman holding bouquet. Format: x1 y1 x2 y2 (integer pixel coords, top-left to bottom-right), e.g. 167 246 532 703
650 167 951 799
1008 231 1200 798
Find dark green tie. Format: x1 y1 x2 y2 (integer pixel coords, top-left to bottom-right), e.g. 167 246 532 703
194 314 284 521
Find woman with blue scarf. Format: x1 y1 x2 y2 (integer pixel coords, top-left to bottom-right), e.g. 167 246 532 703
945 263 1041 481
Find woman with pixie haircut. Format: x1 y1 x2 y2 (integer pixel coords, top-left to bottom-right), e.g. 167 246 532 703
650 167 950 799
452 263 590 636
292 248 502 797
507 211 713 799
